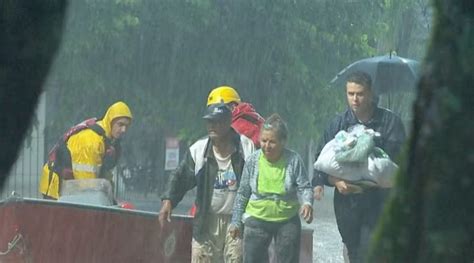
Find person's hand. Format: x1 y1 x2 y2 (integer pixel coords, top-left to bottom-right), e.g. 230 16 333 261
228 224 241 239
300 204 313 224
329 176 362 195
329 176 351 194
334 179 351 195
313 185 324 201
158 200 172 228
344 183 363 194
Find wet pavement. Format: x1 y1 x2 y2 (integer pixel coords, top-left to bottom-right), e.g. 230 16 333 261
308 189 344 263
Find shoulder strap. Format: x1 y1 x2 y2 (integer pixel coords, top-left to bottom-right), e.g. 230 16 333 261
88 123 106 137
61 118 99 142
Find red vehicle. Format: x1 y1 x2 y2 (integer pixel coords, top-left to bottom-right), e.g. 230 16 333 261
0 179 312 262
0 198 192 263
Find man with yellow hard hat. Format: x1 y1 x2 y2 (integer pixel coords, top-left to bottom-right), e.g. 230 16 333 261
207 85 264 148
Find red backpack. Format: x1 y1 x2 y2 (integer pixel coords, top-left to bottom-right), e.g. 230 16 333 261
231 103 265 148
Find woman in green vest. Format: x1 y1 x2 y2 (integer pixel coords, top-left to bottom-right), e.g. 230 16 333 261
228 114 313 263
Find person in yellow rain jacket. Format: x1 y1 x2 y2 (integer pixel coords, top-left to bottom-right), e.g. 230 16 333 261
39 101 133 199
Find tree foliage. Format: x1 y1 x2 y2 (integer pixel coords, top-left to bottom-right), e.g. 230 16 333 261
43 0 429 166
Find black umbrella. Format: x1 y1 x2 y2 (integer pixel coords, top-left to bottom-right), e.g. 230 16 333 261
330 54 420 94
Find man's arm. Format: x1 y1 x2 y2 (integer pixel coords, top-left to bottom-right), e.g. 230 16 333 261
312 114 366 197
160 149 197 207
381 114 407 159
159 149 197 227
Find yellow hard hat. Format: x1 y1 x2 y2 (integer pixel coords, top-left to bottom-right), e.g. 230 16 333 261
207 86 241 106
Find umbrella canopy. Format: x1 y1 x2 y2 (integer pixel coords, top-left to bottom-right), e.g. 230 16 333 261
330 55 421 94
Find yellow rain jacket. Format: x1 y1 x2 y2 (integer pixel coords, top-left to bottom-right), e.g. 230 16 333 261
39 101 132 199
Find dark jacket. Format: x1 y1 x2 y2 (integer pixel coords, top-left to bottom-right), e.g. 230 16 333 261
161 129 254 241
312 107 406 241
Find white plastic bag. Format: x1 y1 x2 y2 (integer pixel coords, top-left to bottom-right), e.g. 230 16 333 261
367 148 398 188
314 139 398 188
333 124 379 162
314 139 371 183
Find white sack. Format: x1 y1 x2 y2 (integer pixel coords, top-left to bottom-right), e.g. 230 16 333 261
314 139 398 188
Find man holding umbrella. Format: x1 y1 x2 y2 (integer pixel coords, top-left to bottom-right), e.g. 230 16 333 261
313 71 406 262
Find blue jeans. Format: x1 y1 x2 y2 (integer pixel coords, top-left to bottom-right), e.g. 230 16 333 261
243 215 301 263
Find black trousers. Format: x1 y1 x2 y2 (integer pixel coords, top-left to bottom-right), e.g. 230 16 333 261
334 188 389 263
